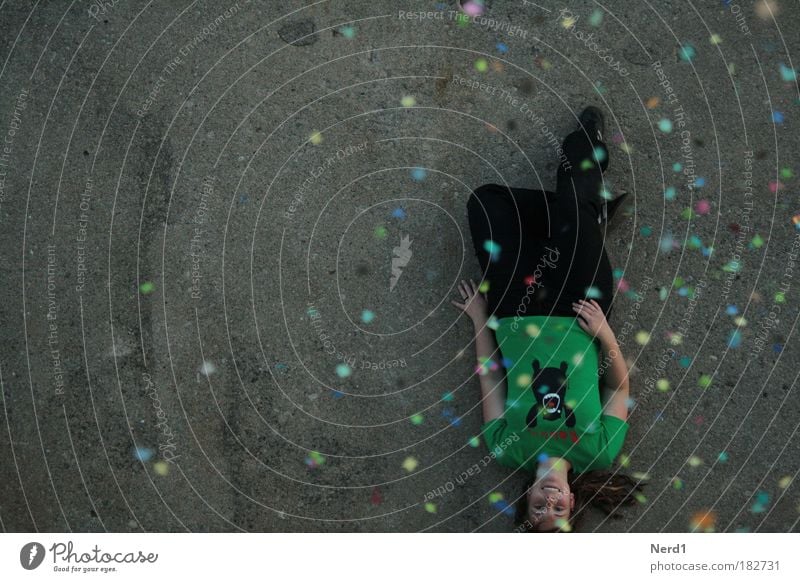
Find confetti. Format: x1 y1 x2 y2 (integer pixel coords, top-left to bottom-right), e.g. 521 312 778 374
424 502 437 513
402 457 419 472
635 331 651 345
200 361 217 376
658 118 672 133
690 510 716 532
139 281 155 294
727 330 742 348
646 96 660 109
778 476 792 489
474 58 489 72
657 379 670 392
309 131 323 145
338 25 356 39
370 487 383 505
679 356 692 368
361 310 375 324
772 111 784 124
410 414 424 425
442 392 455 402
780 63 797 82
461 0 485 17
695 200 710 215
153 461 169 476
619 453 630 468
698 374 712 388
672 477 684 490
411 168 427 181
483 239 501 261
640 226 652 237
709 33 722 45
134 447 154 462
687 455 703 467
468 436 481 448
400 95 416 107
664 186 677 200
496 42 508 54
679 43 696 61
717 451 729 463
488 492 504 504
589 9 603 26
335 363 352 378
305 451 325 468
374 225 387 239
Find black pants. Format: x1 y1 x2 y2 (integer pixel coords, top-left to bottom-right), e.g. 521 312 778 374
467 128 613 319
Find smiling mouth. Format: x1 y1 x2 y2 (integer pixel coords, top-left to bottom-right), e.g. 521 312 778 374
543 393 561 410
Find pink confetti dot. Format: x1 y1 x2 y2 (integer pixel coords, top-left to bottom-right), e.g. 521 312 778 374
769 180 782 193
462 1 484 16
616 278 630 293
695 200 711 215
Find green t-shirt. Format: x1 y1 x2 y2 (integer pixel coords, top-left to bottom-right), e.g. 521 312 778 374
481 315 628 473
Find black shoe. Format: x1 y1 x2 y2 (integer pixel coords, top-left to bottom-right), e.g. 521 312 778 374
578 106 605 141
601 192 629 226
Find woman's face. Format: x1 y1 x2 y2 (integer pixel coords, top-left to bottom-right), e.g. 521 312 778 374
526 471 575 531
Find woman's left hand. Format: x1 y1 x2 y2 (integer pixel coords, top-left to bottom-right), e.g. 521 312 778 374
451 279 488 325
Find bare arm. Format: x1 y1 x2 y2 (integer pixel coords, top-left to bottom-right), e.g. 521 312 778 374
452 280 507 423
572 299 630 421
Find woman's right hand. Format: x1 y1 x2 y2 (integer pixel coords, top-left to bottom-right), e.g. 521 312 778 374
572 299 614 344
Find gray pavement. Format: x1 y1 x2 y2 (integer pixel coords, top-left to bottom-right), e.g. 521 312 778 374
1 0 799 532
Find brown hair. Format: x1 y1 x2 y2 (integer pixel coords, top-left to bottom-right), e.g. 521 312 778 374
514 469 644 532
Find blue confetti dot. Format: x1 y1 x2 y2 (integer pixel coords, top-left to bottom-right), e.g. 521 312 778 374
537 452 549 463
725 305 738 316
694 177 705 187
411 167 427 181
134 447 154 462
772 111 784 124
391 207 407 220
727 329 742 348
496 42 508 54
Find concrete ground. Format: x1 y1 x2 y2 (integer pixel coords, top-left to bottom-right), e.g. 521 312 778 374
0 0 798 532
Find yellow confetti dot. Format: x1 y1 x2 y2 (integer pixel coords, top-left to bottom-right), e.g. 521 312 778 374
402 457 419 472
555 518 572 532
778 476 792 489
632 471 650 481
620 142 633 154
525 324 541 338
634 493 647 504
619 453 630 468
635 331 650 345
310 131 323 145
560 16 577 28
657 379 670 392
709 33 722 45
566 399 577 409
153 461 169 476
668 332 683 346
734 316 747 327
401 95 416 107
516 373 532 387
571 353 584 366
479 281 490 293
688 455 703 467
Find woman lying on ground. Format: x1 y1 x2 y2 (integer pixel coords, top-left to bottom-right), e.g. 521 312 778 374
452 107 643 532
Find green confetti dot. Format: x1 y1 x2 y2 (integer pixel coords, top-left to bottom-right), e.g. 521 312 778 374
442 391 454 402
750 234 764 248
657 379 670 392
336 364 352 378
775 291 786 303
488 492 504 504
474 58 488 72
339 25 356 39
580 158 595 170
679 44 696 61
424 502 437 513
640 226 652 237
698 374 712 388
717 451 729 463
468 436 480 448
410 414 424 425
589 9 603 26
361 310 375 324
780 167 793 179
374 225 387 239
139 281 155 294
672 162 682 172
